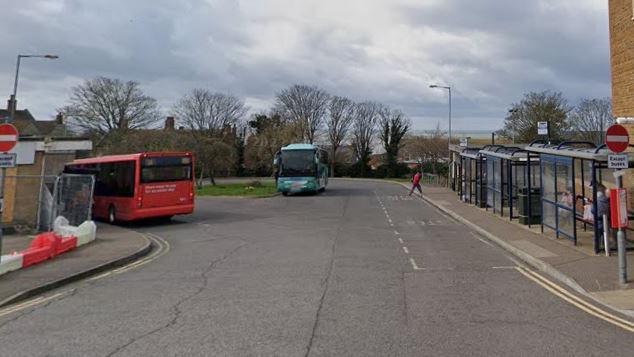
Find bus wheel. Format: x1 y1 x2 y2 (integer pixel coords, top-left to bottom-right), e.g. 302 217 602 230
282 192 288 196
108 205 117 224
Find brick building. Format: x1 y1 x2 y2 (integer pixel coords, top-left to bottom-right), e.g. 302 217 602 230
1 98 92 231
609 0 634 119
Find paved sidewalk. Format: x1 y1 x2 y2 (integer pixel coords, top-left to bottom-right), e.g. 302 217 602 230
0 223 151 306
414 184 634 313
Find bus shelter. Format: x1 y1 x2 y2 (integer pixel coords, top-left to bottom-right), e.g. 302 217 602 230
448 144 465 194
480 146 540 223
459 147 485 206
525 142 634 254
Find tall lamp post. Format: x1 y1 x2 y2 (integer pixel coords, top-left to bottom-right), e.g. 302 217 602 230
10 54 59 121
429 84 452 147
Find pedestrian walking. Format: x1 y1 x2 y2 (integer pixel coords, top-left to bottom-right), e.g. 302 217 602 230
409 171 423 196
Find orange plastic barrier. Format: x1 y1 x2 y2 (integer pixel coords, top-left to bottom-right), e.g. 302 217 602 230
23 233 57 267
20 232 79 268
57 236 78 255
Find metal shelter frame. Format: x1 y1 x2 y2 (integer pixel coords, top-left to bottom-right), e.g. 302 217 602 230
525 141 634 254
459 148 481 205
448 145 466 194
479 146 540 223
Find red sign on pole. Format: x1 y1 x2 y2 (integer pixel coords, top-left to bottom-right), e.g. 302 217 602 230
611 188 629 229
0 124 18 153
606 124 630 153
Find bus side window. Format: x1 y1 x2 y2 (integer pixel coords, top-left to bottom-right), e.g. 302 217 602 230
113 161 135 197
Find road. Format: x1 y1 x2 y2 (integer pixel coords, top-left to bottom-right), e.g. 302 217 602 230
0 180 632 356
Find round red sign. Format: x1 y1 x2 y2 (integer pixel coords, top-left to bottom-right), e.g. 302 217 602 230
0 123 19 153
606 124 630 153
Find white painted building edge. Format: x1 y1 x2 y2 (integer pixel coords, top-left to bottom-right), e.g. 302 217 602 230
6 139 92 165
616 117 634 124
35 140 92 152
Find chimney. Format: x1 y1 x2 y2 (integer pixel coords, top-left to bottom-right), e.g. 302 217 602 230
6 95 16 114
165 116 175 130
55 112 64 124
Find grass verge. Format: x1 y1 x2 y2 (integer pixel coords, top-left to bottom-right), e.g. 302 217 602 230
196 182 278 197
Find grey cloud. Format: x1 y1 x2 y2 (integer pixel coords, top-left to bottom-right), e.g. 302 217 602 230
0 0 612 131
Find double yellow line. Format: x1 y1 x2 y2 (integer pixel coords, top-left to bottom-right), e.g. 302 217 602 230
87 233 170 282
516 266 634 333
0 233 170 318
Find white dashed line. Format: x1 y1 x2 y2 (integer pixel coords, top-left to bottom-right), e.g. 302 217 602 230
398 237 404 244
492 266 516 270
409 258 422 270
402 246 409 254
394 230 400 235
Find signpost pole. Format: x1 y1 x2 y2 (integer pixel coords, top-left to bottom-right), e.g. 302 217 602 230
605 124 630 284
0 167 4 256
616 175 627 285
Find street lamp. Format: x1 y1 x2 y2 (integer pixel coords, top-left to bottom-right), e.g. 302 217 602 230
430 84 452 147
10 54 59 121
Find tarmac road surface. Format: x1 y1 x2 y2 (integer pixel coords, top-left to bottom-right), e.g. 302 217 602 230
0 180 632 356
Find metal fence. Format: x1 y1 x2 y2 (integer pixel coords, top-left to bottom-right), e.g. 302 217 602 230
1 174 94 232
421 173 448 187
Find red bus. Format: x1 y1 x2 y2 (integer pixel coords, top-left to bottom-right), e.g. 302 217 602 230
64 152 195 222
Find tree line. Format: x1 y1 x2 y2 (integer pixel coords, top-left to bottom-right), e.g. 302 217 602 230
61 77 412 184
60 78 614 185
499 90 612 145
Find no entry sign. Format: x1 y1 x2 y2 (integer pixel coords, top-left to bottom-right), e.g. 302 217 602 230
0 124 18 153
606 124 630 153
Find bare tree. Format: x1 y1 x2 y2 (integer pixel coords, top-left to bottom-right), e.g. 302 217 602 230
172 89 247 185
351 101 379 176
275 84 330 143
378 104 410 177
405 124 447 174
568 98 613 145
173 89 248 134
62 77 160 135
326 96 355 177
245 112 301 176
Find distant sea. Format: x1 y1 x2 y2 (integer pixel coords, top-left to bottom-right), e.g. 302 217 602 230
410 129 494 139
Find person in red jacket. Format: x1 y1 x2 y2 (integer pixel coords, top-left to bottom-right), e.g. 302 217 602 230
409 171 423 196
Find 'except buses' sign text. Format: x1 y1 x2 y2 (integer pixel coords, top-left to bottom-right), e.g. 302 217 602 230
0 153 16 168
608 154 628 169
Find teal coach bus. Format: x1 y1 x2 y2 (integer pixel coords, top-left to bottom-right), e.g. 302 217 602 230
275 144 329 195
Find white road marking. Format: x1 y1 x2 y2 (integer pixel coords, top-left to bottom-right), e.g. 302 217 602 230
492 266 516 269
394 230 400 235
470 232 494 247
409 258 422 270
402 246 409 254
398 237 404 244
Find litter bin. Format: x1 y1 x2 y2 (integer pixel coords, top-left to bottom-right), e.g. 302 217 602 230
518 187 541 225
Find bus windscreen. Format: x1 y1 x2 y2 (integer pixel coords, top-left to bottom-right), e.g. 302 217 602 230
280 150 315 177
141 156 193 183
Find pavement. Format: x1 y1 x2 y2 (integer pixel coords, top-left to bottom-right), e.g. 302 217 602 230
0 223 151 306
413 183 634 313
0 179 632 356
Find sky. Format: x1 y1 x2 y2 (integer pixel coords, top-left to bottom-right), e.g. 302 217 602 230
0 0 611 131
